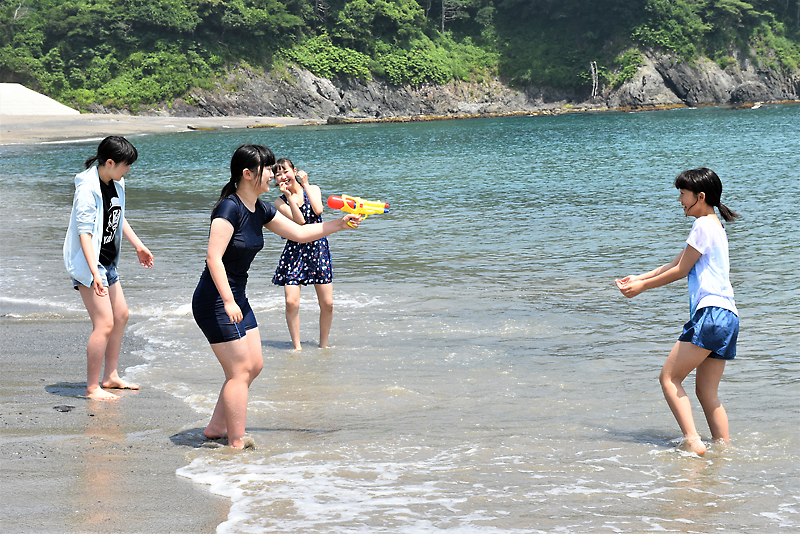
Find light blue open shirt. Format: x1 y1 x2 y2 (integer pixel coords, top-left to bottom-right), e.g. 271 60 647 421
63 166 125 287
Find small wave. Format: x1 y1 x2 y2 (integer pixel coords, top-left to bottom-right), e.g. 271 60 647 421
0 295 81 315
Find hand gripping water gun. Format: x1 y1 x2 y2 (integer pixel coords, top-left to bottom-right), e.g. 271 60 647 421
327 194 389 227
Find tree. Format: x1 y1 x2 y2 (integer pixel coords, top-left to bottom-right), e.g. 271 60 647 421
310 0 330 23
332 0 424 53
441 0 469 31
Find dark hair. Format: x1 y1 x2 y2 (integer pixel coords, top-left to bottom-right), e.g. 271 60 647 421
274 158 295 171
84 136 138 168
272 158 296 186
216 144 275 206
674 167 740 222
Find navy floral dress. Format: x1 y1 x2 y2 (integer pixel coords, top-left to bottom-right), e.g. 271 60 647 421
272 190 333 286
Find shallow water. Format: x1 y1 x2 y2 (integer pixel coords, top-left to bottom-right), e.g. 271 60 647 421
1 105 798 532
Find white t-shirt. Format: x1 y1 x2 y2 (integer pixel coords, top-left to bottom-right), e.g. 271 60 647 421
685 216 738 317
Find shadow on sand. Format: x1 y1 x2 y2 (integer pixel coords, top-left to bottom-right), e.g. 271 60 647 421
591 426 679 448
45 382 86 398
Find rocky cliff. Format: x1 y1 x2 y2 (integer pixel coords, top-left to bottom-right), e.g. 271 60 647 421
609 50 800 109
106 48 799 120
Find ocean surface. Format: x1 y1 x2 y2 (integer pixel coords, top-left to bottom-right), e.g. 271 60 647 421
1 105 798 533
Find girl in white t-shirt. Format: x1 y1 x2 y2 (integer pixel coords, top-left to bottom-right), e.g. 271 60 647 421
616 168 740 456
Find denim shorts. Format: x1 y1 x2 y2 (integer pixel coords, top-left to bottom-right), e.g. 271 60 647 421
72 263 119 290
678 306 739 360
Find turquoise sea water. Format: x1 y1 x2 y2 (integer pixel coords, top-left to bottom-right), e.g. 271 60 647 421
1 105 798 532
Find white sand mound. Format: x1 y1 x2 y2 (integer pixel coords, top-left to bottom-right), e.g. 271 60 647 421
0 83 79 115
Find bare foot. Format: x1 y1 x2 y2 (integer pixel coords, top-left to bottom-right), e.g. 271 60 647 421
85 387 120 401
681 434 707 456
229 436 256 450
102 377 140 390
710 438 729 452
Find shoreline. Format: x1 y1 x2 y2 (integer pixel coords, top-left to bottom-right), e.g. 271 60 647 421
3 100 797 145
325 99 800 124
0 113 324 145
0 299 230 533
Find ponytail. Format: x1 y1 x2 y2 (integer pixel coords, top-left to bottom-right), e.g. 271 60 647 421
717 202 740 222
216 179 238 204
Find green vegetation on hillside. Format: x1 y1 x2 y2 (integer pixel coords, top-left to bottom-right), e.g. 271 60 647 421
1 0 798 111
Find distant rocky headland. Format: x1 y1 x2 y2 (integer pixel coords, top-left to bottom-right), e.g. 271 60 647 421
91 49 800 121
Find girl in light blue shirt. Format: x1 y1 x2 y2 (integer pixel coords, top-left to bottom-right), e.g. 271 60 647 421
63 136 154 401
616 168 739 456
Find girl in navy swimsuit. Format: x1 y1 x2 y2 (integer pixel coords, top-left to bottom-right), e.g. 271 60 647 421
192 145 361 449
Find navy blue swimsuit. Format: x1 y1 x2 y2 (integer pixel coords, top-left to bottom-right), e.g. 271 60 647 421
192 195 277 344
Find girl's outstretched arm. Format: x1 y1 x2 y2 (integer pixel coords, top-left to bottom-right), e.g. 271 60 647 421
617 246 701 298
123 218 154 268
615 251 681 293
265 211 359 242
625 250 683 283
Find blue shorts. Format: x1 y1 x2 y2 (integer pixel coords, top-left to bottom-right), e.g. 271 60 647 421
679 306 739 360
192 275 258 345
72 263 119 290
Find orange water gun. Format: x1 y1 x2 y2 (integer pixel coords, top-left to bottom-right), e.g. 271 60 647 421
327 195 389 226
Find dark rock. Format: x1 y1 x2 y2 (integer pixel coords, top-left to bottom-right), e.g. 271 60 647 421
112 50 798 119
650 54 736 105
730 80 773 103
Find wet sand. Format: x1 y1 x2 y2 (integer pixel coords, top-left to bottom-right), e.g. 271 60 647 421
0 113 324 145
0 300 230 533
0 111 322 530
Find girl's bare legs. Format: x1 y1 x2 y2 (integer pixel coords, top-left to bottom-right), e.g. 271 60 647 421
100 283 138 390
695 357 729 443
314 283 333 348
204 328 263 448
79 283 135 400
284 285 302 350
204 389 227 440
659 341 713 455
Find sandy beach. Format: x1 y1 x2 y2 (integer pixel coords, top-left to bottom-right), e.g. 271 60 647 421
0 110 320 532
0 300 231 533
0 110 315 532
0 113 323 145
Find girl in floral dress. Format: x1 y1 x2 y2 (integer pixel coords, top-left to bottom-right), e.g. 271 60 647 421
272 159 334 350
